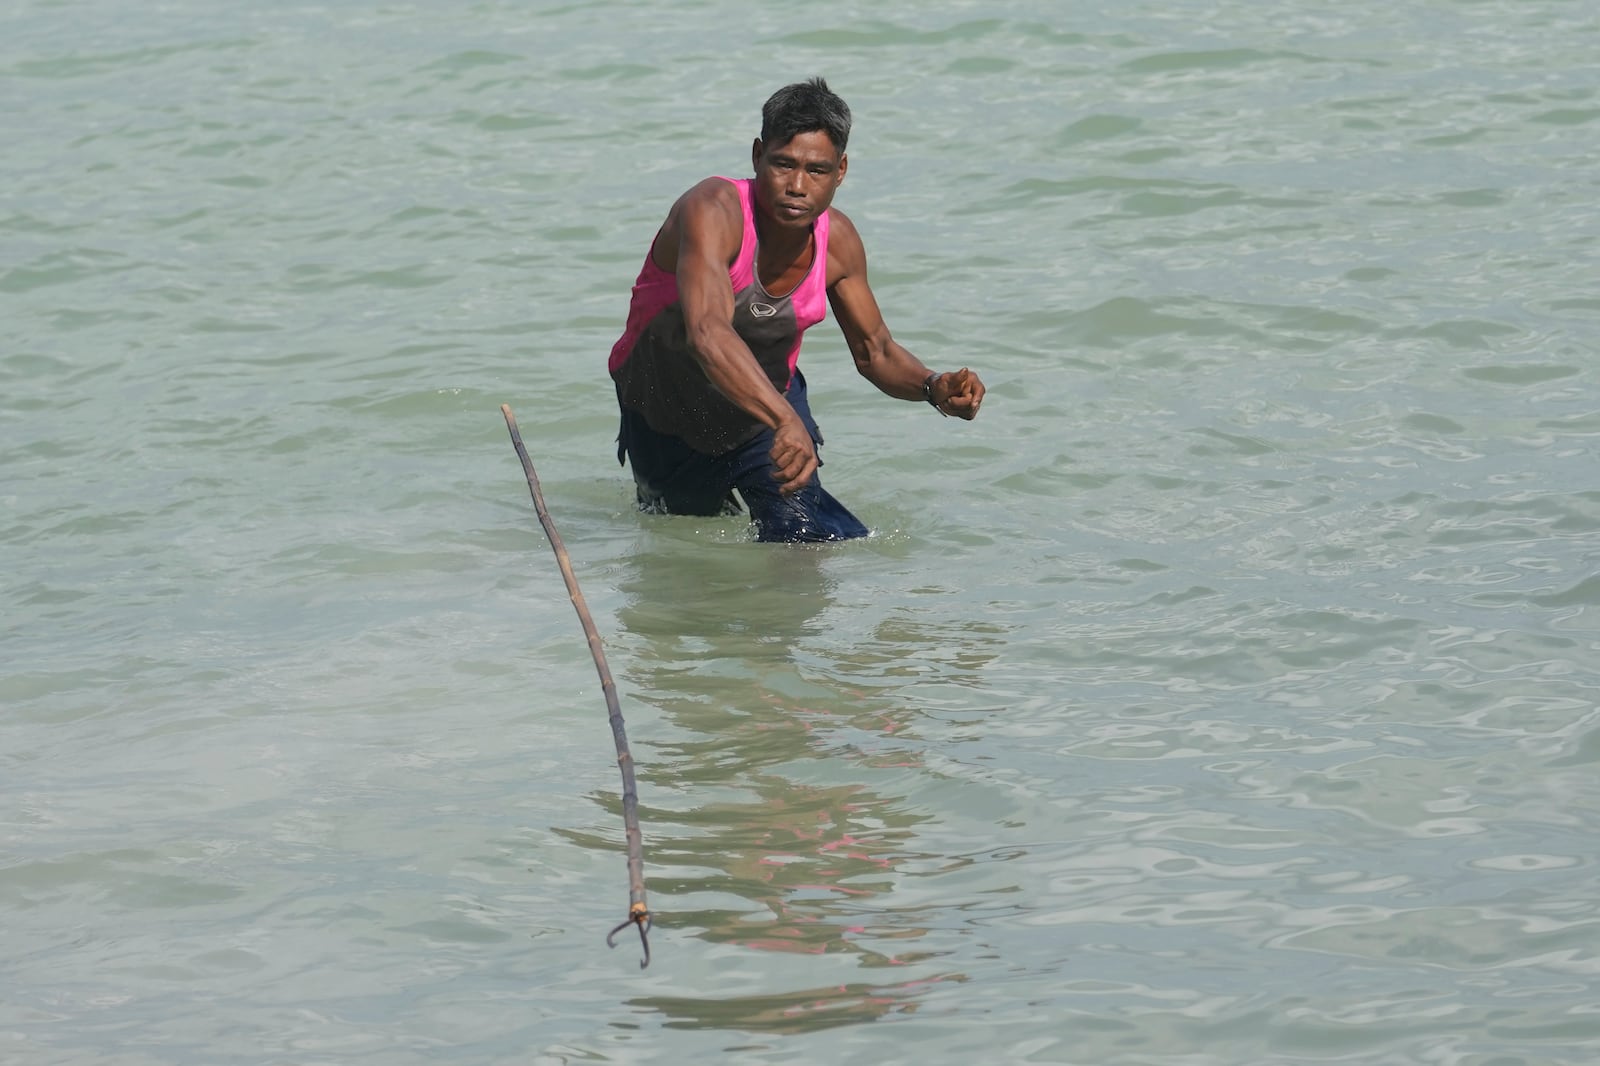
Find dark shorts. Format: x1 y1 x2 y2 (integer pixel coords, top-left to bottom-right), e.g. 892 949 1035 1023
615 370 869 544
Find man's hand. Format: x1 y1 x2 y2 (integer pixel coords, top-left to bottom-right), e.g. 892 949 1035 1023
770 415 819 494
932 367 986 419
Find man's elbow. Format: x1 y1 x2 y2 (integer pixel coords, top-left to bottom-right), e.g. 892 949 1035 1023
686 318 730 366
850 339 888 380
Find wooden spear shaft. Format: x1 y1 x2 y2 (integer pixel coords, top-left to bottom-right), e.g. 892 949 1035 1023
500 404 652 968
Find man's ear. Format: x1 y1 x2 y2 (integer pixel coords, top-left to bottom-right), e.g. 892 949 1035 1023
751 137 764 171
837 152 848 184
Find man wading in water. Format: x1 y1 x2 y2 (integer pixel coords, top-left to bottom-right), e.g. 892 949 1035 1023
608 77 985 543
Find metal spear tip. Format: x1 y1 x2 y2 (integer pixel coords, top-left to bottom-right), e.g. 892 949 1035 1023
607 912 652 969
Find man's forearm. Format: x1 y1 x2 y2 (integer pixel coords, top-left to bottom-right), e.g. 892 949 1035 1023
854 337 933 401
688 321 800 429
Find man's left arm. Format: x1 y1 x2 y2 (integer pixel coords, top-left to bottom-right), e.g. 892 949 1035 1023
825 210 984 419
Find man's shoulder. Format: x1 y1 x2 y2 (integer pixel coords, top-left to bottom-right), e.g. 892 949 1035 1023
824 205 866 283
667 177 744 232
825 204 860 239
678 176 742 210
661 178 746 265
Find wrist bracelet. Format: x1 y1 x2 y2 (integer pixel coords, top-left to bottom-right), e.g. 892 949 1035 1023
923 371 949 417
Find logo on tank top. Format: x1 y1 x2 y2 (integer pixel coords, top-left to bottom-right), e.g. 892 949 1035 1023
749 302 778 318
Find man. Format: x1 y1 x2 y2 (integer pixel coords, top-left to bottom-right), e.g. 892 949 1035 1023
609 77 985 543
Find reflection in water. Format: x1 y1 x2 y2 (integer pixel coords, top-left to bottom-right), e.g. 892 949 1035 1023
634 973 968 1035
592 536 968 1033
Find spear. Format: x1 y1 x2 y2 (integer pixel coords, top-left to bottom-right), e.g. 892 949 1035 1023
500 404 652 968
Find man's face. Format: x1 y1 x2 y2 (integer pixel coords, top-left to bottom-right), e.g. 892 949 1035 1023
751 130 847 232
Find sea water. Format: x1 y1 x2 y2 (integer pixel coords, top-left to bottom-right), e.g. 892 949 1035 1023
5 1 1600 1062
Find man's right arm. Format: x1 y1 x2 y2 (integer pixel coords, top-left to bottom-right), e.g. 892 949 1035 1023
666 181 818 493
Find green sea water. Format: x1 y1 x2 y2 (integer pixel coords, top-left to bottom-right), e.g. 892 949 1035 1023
5 1 1600 1063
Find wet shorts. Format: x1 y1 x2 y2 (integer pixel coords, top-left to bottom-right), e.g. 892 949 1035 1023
615 370 869 544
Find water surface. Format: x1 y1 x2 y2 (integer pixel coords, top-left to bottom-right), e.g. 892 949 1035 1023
5 1 1600 1063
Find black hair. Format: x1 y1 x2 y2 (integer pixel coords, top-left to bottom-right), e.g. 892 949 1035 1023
760 77 852 155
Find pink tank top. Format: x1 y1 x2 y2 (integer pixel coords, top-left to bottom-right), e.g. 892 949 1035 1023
609 177 831 455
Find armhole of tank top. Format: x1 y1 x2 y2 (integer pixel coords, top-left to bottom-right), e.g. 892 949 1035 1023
813 209 831 293
736 179 756 272
726 178 756 285
647 226 669 274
